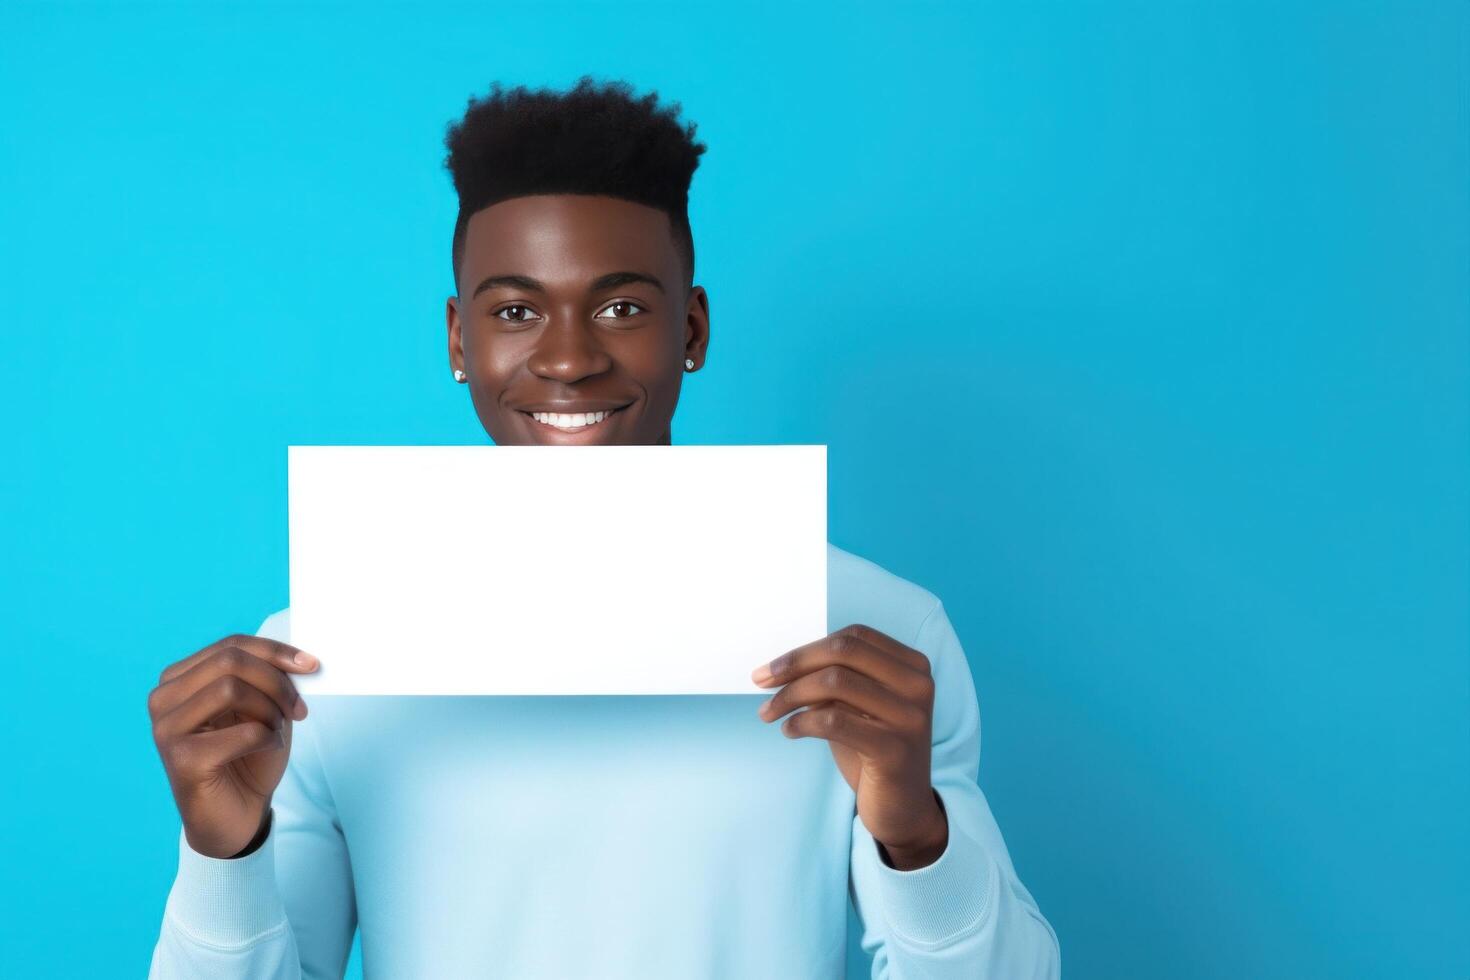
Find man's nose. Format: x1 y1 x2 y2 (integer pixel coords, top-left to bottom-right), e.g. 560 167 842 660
526 318 614 383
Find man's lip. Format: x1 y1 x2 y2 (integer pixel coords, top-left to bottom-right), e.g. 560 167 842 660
518 403 628 437
512 401 634 413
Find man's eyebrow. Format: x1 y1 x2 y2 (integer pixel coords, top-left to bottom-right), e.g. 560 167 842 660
590 270 665 294
471 270 665 300
471 274 544 298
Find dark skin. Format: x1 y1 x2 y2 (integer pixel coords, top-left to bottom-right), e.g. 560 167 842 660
148 192 947 870
447 194 702 447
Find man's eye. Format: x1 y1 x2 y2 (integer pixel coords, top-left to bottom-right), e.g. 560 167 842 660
494 305 539 323
596 300 646 320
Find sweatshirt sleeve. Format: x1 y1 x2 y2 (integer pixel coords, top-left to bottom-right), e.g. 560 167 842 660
148 615 358 980
848 600 1061 979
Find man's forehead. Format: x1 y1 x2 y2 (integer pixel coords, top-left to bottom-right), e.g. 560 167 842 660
464 194 674 266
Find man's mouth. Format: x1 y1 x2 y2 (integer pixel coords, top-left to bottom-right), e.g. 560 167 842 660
520 406 626 432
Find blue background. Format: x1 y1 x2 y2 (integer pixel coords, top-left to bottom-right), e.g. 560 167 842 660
3 2 1465 977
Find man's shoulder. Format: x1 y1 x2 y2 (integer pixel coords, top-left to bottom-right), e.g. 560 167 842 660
827 539 940 609
826 540 942 645
256 607 292 642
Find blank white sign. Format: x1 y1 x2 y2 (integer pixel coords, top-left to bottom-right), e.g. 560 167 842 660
287 445 827 695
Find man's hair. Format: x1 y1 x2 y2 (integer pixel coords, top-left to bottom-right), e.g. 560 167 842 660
442 75 707 294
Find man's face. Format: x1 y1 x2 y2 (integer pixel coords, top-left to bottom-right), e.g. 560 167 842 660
446 194 710 445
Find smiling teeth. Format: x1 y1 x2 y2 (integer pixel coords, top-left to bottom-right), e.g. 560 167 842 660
531 410 613 429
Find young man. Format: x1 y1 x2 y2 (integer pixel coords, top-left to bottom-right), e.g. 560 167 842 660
146 76 1060 978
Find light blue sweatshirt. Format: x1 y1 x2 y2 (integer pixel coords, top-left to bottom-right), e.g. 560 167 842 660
148 542 1060 978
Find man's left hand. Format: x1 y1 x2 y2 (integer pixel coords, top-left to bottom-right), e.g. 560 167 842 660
752 623 948 870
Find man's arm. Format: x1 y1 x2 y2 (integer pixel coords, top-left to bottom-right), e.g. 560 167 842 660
149 614 357 979
848 600 1061 979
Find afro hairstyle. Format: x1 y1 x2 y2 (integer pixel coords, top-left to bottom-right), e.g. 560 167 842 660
442 75 707 294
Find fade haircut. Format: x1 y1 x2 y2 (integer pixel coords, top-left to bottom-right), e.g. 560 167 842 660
442 75 707 295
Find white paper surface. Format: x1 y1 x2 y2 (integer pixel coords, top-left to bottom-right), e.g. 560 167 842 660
287 445 827 695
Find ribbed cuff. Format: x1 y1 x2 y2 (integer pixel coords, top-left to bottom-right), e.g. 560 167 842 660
871 788 998 947
164 812 287 948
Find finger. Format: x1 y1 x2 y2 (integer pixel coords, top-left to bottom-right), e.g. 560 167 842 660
758 664 923 730
160 633 318 685
754 624 931 696
156 673 287 741
781 701 891 757
839 624 930 672
183 721 287 769
151 646 306 722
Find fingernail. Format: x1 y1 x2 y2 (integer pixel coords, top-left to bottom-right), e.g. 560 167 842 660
751 664 772 685
294 651 318 669
293 698 308 720
757 696 773 718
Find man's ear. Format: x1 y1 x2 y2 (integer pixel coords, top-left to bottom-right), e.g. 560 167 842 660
683 285 711 370
447 295 465 376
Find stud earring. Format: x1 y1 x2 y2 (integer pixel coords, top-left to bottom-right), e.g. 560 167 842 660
684 358 696 371
453 369 467 383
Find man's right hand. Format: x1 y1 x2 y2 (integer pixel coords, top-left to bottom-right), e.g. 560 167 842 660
148 634 320 859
